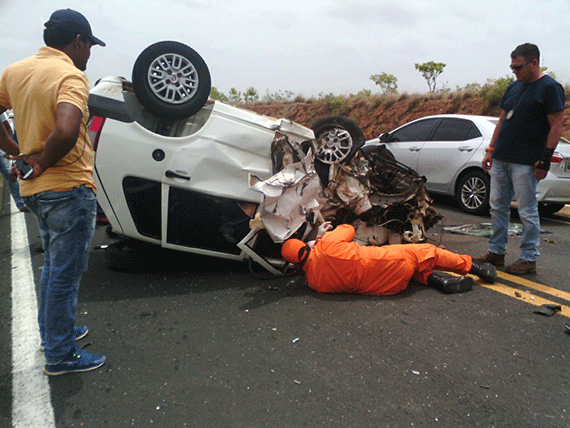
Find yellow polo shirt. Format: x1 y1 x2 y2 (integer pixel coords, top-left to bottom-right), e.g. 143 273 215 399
0 46 95 196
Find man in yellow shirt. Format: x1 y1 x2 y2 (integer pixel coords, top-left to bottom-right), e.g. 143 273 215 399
282 222 496 296
0 9 106 375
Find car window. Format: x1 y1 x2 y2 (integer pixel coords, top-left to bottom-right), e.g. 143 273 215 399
389 118 440 142
431 118 482 141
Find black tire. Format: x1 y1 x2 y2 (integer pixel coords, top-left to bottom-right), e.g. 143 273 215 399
538 202 565 216
311 116 365 164
132 41 211 120
456 170 490 215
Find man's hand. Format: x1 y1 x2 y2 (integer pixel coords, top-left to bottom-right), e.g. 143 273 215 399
317 221 333 237
482 151 493 173
534 146 555 180
9 153 46 180
534 160 548 180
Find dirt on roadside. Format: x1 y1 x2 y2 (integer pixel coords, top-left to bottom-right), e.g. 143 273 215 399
243 92 570 141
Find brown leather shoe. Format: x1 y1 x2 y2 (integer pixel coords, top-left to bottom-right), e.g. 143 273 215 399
472 251 505 266
506 259 536 275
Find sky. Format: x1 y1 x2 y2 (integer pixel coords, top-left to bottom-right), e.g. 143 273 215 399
1 0 569 98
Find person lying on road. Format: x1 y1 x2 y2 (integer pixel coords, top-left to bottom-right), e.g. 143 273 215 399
281 222 496 295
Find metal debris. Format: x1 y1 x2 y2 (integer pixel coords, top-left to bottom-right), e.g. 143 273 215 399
252 137 441 246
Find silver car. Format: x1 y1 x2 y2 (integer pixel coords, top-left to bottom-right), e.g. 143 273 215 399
364 114 570 216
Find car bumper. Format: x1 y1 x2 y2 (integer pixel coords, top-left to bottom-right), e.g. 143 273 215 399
536 176 570 203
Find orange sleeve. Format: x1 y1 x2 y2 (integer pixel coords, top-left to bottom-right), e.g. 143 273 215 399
322 224 355 243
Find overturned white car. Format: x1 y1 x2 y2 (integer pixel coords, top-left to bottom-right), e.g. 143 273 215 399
88 41 441 273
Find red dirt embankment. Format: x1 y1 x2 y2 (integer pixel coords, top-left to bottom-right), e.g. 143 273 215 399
243 92 570 141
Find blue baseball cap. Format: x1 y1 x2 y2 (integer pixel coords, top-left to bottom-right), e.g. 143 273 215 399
45 9 105 47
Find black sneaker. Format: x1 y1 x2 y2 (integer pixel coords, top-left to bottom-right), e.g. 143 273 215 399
44 347 106 376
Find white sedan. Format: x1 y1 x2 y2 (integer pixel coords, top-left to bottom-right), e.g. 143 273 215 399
364 114 570 215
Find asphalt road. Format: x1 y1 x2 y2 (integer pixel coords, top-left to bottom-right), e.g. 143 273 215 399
1 186 569 428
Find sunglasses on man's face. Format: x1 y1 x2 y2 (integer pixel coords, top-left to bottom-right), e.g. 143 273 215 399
510 61 532 72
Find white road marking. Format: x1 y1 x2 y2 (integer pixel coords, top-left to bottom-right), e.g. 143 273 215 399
10 199 55 427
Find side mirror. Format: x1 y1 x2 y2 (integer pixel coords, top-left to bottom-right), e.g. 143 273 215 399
379 133 389 143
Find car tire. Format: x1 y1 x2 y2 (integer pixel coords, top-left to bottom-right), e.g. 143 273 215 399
132 41 211 120
538 202 565 216
456 170 490 215
311 116 365 164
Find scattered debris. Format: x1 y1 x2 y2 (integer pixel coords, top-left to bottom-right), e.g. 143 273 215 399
533 304 562 317
253 139 442 246
443 223 550 238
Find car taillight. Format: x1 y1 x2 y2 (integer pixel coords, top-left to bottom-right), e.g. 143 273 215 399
551 152 564 163
88 116 105 151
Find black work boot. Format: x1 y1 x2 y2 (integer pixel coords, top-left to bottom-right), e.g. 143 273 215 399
427 272 474 294
470 262 497 283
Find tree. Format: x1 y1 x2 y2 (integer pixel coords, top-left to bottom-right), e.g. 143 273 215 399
210 87 228 102
480 75 514 105
370 72 398 95
353 89 372 97
243 87 259 103
414 61 446 92
228 88 242 103
263 89 296 102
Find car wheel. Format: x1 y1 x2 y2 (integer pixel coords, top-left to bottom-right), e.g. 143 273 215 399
311 116 365 164
456 170 490 215
538 202 565 216
132 41 211 120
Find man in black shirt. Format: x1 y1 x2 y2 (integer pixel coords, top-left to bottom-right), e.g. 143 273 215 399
474 43 565 275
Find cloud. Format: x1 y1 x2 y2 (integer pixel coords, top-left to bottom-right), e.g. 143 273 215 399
0 0 568 97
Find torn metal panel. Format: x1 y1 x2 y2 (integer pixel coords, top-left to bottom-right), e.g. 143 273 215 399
252 135 442 246
250 150 326 242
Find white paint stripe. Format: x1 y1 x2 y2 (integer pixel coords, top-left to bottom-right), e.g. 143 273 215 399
10 199 55 427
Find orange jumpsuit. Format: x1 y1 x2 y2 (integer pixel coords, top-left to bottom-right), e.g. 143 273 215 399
302 224 472 295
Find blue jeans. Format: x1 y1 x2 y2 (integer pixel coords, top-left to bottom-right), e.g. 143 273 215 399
0 150 26 210
23 185 97 363
489 159 540 261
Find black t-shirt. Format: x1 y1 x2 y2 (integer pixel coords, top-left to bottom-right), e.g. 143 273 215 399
493 75 565 165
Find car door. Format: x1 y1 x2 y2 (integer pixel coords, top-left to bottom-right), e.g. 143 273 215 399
160 103 278 257
415 118 484 193
385 118 441 171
